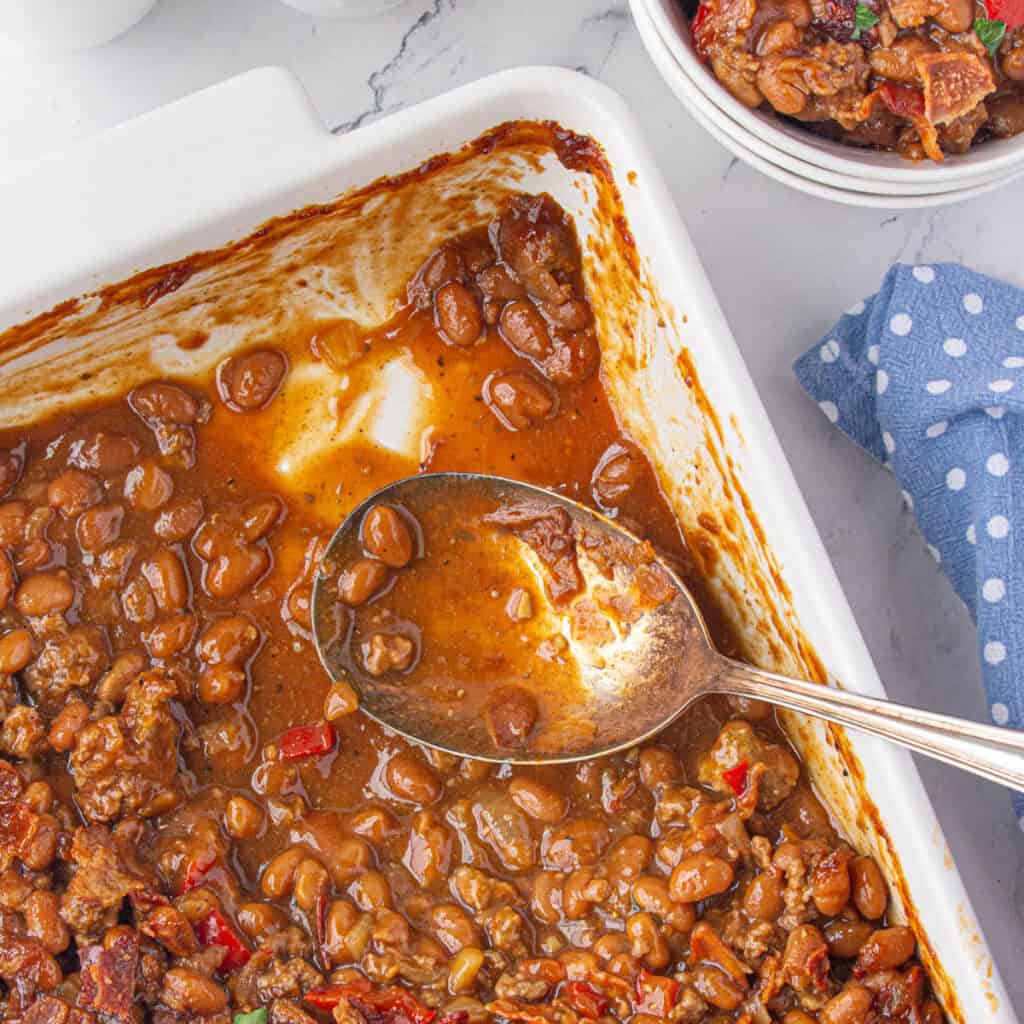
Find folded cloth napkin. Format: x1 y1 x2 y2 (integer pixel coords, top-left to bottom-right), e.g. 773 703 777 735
793 263 1024 819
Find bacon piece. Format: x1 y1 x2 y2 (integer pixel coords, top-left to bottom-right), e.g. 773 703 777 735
916 52 995 126
0 758 22 804
690 922 752 987
78 929 140 1019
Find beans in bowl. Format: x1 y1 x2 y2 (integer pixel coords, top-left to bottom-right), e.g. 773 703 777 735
681 0 1024 158
0 193 940 1024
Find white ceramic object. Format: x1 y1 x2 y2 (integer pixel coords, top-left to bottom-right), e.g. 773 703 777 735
632 0 1024 207
634 0 1024 188
0 0 155 52
277 0 406 18
0 66 1012 1021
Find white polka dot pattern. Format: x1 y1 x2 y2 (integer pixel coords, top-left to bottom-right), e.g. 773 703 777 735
791 266 1024 818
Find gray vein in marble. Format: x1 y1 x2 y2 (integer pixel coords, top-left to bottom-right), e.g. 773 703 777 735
573 4 630 76
331 0 455 134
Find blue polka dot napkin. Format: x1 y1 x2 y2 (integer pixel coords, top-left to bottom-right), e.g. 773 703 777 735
793 263 1024 817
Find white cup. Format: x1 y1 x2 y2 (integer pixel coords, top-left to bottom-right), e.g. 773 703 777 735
278 0 407 17
0 0 156 52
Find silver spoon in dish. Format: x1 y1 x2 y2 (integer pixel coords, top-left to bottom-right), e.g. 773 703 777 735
311 472 1024 790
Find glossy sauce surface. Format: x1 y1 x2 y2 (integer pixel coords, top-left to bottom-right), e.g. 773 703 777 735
0 193 938 1024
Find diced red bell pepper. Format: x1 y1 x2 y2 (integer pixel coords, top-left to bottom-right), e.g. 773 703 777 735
985 0 1024 27
565 982 609 1019
194 908 251 972
179 848 219 894
878 83 926 120
691 3 715 62
280 722 336 761
722 759 749 796
635 969 680 1018
305 982 436 1024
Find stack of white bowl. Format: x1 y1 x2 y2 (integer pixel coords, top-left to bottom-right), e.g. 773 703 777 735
631 0 1024 207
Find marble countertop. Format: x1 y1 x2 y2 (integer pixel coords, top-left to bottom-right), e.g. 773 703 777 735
0 0 1021 1017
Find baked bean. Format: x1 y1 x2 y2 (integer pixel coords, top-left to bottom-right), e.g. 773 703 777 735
198 664 246 704
96 651 147 703
403 811 451 886
592 443 641 507
48 701 90 752
74 431 139 473
140 905 198 957
593 932 630 961
854 925 915 974
125 460 174 511
362 505 414 568
141 548 190 612
198 614 260 666
24 890 70 954
225 795 263 839
812 849 852 917
363 632 415 676
431 902 480 952
293 857 330 911
542 331 600 385
261 846 306 899
348 806 399 845
562 868 610 918
22 814 59 871
783 1013 818 1024
161 968 228 1016
448 946 485 993
385 751 442 805
743 871 785 921
319 836 374 886
499 300 553 360
931 0 973 30
349 870 392 911
483 369 557 431
217 349 288 411
14 570 75 617
543 816 610 870
0 628 33 673
324 680 360 721
144 612 197 659
485 686 539 749
48 469 101 517
824 918 874 959
783 924 829 992
627 912 670 969
607 835 653 881
131 382 201 425
850 856 887 920
531 871 563 924
0 551 12 612
76 503 124 552
638 746 681 790
692 964 744 1010
339 558 389 605
240 495 283 543
21 780 52 813
632 875 691 928
508 776 566 824
669 852 735 903
435 282 483 347
820 985 873 1024
323 897 359 960
154 495 204 542
204 544 270 598
237 901 286 940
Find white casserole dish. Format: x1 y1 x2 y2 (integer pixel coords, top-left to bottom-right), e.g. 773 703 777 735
0 65 1011 1022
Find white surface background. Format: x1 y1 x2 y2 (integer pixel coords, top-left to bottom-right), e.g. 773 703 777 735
0 0 1021 1018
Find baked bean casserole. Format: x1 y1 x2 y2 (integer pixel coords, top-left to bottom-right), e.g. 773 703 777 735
0 192 942 1024
681 0 1024 158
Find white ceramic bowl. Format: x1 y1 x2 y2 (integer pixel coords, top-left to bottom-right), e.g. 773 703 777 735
0 0 155 52
632 0 1023 205
633 0 1024 189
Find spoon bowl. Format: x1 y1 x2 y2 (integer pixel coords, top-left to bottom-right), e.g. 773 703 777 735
312 472 1024 789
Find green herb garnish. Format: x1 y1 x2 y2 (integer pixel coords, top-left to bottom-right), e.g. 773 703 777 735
234 1010 268 1024
974 16 1007 55
852 3 880 39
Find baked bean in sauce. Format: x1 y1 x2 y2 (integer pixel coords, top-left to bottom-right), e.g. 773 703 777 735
0 190 934 1024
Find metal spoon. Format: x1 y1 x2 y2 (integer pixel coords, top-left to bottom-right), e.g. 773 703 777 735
311 472 1024 789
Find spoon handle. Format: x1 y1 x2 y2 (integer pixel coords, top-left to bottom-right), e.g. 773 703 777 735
714 656 1024 792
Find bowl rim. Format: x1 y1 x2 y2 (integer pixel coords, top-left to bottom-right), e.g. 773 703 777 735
637 0 1024 184
632 0 1024 207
